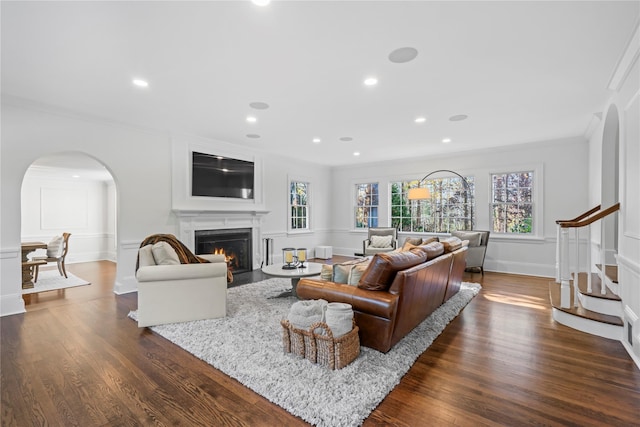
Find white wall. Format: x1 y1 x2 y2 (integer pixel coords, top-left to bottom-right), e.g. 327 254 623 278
328 136 590 277
590 39 640 363
0 99 332 315
21 169 116 263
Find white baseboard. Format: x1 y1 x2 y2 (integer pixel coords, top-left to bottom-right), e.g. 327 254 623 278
0 293 26 317
114 276 138 295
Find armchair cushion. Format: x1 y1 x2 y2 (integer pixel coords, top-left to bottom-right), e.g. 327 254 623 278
46 235 64 257
370 235 393 248
139 244 156 267
151 241 180 265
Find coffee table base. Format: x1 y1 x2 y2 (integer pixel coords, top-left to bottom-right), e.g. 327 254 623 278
269 278 301 299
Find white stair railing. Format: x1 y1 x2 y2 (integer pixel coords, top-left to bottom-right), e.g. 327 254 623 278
555 203 620 308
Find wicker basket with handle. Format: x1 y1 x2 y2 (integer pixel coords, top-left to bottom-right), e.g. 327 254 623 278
281 319 360 370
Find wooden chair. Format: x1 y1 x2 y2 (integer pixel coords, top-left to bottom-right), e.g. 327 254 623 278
34 232 71 282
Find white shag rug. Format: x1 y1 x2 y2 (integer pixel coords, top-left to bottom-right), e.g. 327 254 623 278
22 270 90 295
129 278 481 427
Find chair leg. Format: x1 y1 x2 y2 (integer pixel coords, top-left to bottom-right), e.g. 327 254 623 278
60 260 68 278
34 265 39 283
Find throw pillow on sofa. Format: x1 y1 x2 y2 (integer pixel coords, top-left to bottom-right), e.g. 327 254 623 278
331 258 370 284
439 236 463 253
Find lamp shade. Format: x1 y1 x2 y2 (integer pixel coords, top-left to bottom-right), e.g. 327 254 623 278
407 187 430 200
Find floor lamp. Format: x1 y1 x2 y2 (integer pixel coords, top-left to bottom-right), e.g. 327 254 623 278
407 169 473 230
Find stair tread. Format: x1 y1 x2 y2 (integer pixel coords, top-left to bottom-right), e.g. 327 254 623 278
595 264 618 283
574 272 621 301
549 281 623 326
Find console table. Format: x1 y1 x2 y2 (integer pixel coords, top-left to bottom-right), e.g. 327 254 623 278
21 241 47 289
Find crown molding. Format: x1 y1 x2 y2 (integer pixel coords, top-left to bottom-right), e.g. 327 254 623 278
607 19 640 91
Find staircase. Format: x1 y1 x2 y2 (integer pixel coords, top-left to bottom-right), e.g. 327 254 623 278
550 204 622 340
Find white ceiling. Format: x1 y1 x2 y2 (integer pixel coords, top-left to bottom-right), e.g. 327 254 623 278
2 1 639 167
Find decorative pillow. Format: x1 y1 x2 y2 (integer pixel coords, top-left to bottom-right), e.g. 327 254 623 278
332 264 352 284
370 235 393 248
348 262 370 286
421 236 438 245
403 237 423 247
151 241 180 265
451 231 482 247
400 241 417 252
138 244 156 267
46 235 64 257
440 236 463 253
320 264 333 281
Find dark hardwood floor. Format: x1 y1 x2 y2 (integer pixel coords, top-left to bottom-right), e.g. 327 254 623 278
2 260 639 426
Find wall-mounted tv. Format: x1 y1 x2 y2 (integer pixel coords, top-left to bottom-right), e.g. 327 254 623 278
191 152 254 199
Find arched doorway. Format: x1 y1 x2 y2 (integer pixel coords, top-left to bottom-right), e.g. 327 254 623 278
601 104 620 264
20 152 117 295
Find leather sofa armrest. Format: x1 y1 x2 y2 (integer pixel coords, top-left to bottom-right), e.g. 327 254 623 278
136 263 227 282
297 278 398 319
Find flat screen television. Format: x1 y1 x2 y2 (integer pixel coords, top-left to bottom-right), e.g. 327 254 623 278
191 152 254 199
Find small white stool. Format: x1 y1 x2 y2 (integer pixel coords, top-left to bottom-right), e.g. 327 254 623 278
315 246 332 259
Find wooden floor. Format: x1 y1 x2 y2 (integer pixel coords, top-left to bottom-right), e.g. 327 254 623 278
2 260 639 426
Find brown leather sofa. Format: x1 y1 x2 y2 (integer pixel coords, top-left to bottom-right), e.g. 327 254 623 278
297 242 468 353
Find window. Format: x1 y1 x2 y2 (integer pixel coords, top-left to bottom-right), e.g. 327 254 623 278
491 171 533 234
354 183 379 228
289 180 309 231
391 175 475 233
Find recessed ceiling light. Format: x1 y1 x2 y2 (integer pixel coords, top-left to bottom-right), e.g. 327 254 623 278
449 114 468 122
132 79 149 88
415 117 427 123
252 0 271 6
249 101 269 110
222 168 229 172
339 137 353 142
72 174 80 178
388 47 419 64
246 134 261 139
363 77 378 86
442 138 452 144
353 152 361 156
246 116 257 123
312 138 321 143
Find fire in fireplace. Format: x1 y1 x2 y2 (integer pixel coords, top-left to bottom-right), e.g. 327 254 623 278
194 228 252 274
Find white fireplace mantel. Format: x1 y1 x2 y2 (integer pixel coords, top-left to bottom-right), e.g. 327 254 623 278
174 209 270 270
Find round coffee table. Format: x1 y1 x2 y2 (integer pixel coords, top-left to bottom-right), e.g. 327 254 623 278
262 262 323 298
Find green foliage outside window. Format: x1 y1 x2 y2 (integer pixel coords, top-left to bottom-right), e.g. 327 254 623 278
391 176 475 233
491 172 533 234
290 181 309 230
355 183 379 228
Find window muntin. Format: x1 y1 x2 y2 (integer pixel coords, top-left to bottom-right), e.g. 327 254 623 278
391 176 475 233
355 183 379 228
289 180 309 230
490 171 533 234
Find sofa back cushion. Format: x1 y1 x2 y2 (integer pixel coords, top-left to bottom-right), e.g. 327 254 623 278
358 250 427 291
410 241 444 260
439 236 463 253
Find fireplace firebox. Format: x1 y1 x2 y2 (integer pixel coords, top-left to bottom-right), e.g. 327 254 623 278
194 228 252 274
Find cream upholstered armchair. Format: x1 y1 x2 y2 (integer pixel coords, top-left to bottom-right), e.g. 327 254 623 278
363 227 398 256
135 240 228 327
451 230 490 274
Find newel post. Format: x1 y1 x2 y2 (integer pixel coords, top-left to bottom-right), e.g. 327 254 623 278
560 226 571 308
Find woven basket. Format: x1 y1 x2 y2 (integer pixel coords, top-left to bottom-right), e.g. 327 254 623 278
281 319 360 370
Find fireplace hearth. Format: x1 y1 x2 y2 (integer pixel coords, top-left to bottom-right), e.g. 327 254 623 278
195 228 252 274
